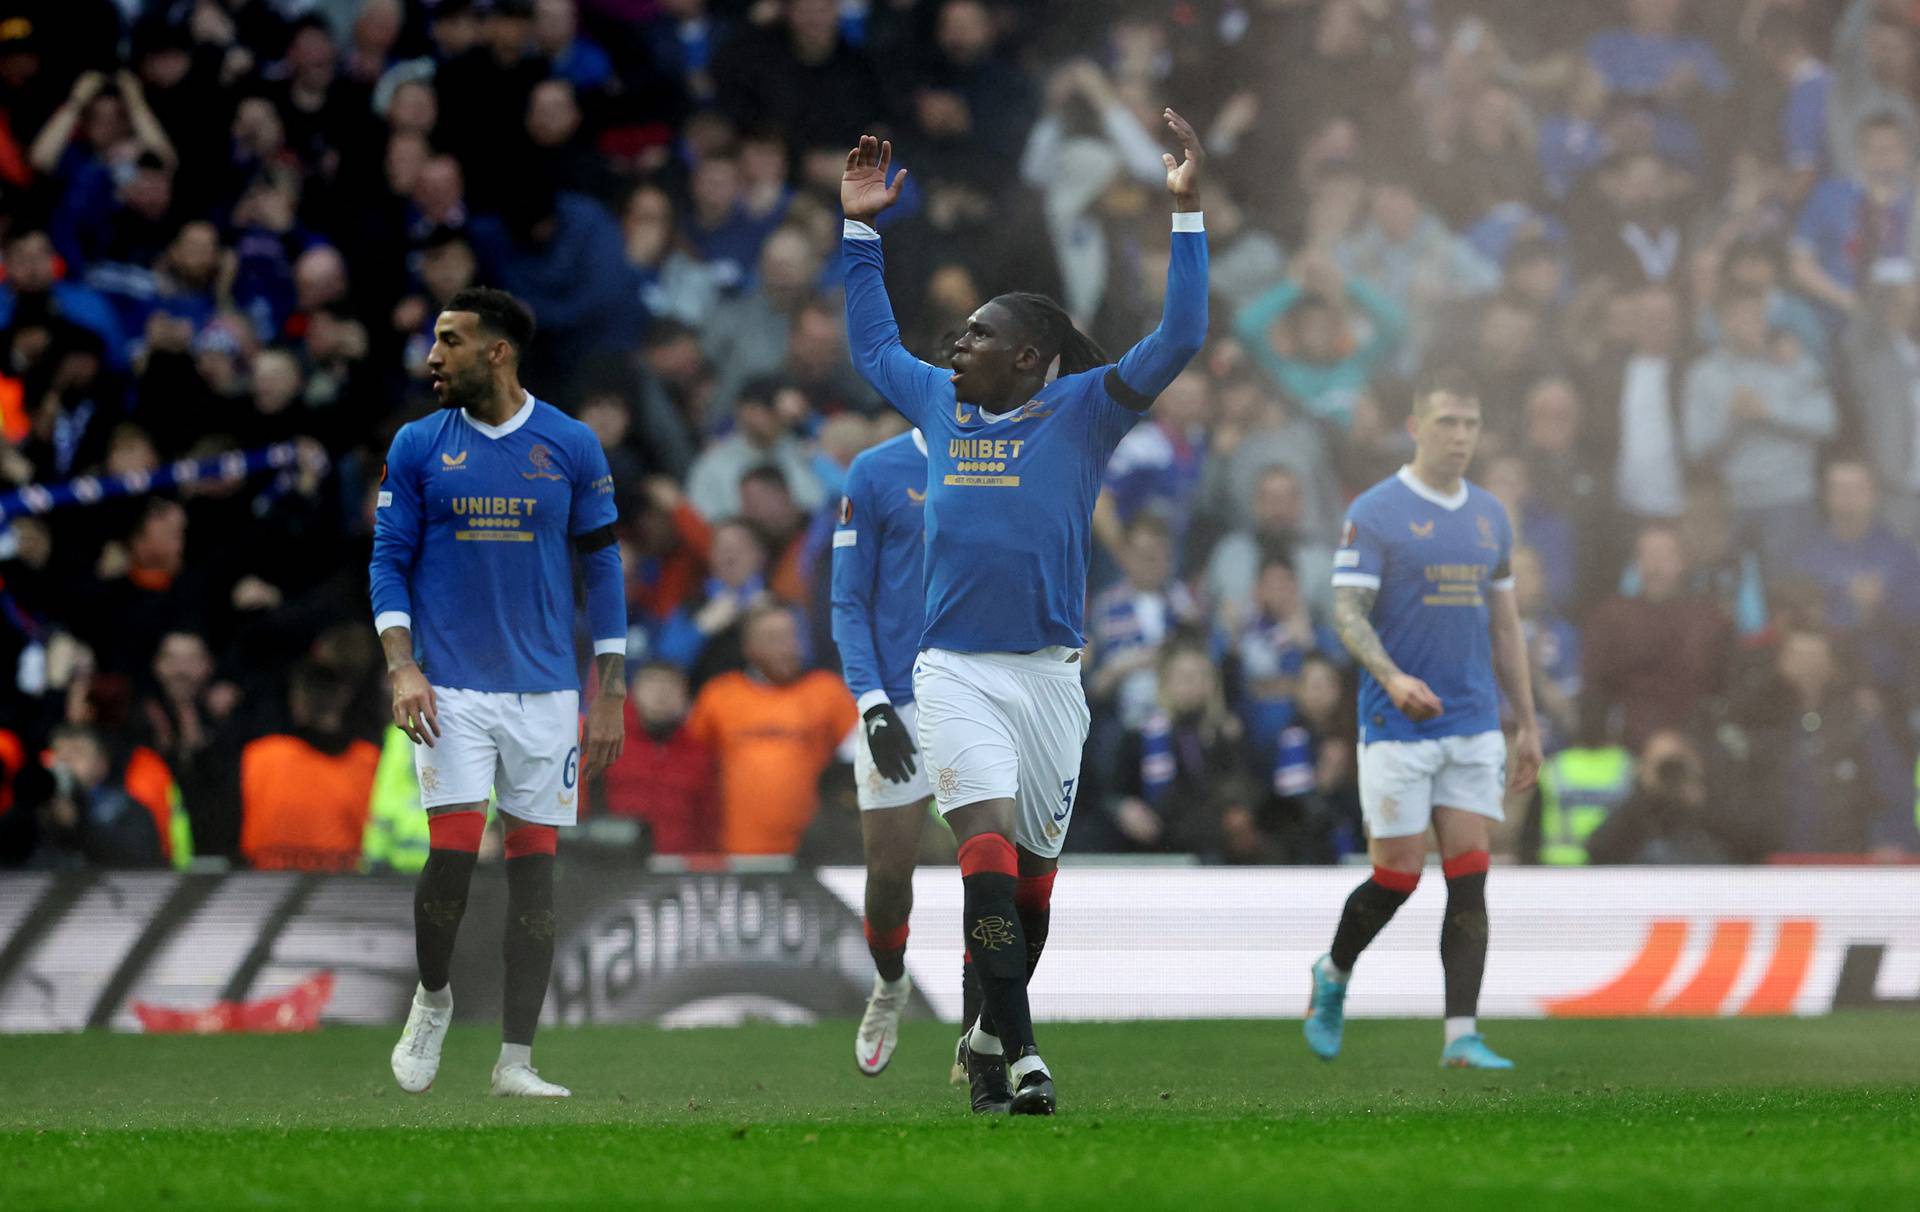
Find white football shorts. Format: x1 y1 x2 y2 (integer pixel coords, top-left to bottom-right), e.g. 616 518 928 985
855 698 934 811
1357 730 1507 840
415 686 581 826
912 646 1090 859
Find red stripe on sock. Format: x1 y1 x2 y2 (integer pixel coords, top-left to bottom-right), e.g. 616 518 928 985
957 833 1018 878
1015 870 1056 912
504 824 558 858
863 918 910 953
1371 865 1421 894
1443 850 1490 880
427 810 486 853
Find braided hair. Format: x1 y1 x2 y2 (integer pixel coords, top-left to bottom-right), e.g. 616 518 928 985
991 292 1110 377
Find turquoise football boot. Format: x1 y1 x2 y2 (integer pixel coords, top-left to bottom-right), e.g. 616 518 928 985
1302 955 1347 1061
1440 1034 1514 1069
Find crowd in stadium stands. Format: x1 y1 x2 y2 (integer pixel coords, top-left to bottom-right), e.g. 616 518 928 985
5 0 1920 874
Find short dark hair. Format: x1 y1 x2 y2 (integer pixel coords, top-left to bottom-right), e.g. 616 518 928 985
1857 110 1908 141
1412 367 1480 414
734 376 786 411
740 464 792 496
445 287 535 355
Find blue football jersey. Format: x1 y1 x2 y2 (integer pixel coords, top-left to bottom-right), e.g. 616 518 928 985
843 216 1208 654
831 429 928 706
1332 467 1513 743
369 395 618 694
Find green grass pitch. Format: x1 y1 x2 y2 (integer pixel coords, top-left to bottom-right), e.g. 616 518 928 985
3 1015 1916 1210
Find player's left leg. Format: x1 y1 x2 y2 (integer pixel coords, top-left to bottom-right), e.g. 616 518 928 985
855 799 930 1076
1306 739 1440 1061
1432 732 1512 1070
486 692 580 1097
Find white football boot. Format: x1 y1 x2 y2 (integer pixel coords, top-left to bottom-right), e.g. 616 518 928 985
854 972 912 1076
491 1062 572 1097
390 986 453 1093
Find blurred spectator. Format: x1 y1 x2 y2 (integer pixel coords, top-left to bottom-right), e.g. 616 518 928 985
74 498 202 677
1527 700 1633 865
1755 7 1832 198
1571 151 1689 286
1511 546 1581 756
1584 0 1730 108
600 661 716 855
1695 235 1830 372
1592 284 1688 527
1584 523 1733 749
1020 59 1166 327
134 630 243 857
1206 464 1337 625
1791 111 1914 318
686 378 824 520
0 227 127 366
683 603 856 855
1587 728 1736 864
1681 286 1836 565
1110 637 1256 859
738 464 809 605
532 0 613 94
1733 625 1919 856
1246 651 1359 864
911 0 1035 193
1485 454 1575 613
25 723 164 869
1846 257 1920 535
1094 368 1209 561
702 227 829 415
1088 516 1200 733
712 0 890 156
1826 0 1919 182
1225 553 1341 761
654 518 769 685
1235 251 1406 429
238 661 377 871
1344 164 1502 370
1200 369 1345 545
1789 457 1920 692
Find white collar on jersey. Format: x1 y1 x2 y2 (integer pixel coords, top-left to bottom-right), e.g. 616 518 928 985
462 390 535 440
1397 464 1469 511
911 428 926 455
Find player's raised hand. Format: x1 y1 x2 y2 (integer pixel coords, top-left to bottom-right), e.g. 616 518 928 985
1162 108 1203 210
391 663 440 748
842 135 907 224
1386 672 1444 722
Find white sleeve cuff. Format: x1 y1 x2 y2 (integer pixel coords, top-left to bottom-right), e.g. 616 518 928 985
593 638 627 656
374 611 412 635
843 219 881 241
1172 212 1205 233
856 688 892 714
1331 572 1381 590
1489 577 1516 593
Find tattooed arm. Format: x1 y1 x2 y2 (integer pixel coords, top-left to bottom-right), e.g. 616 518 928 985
1333 584 1443 722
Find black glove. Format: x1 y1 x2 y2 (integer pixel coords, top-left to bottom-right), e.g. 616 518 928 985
863 702 918 784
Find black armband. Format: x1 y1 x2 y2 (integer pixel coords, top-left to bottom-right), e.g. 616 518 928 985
571 525 617 554
1103 368 1156 413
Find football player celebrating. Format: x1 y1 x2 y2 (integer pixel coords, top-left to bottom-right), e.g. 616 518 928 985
839 112 1208 1114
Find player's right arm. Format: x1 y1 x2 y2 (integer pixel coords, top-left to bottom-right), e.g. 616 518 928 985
829 457 917 783
367 428 439 747
1331 510 1443 722
840 135 947 429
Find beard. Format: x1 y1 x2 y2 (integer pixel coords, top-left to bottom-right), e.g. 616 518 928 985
436 366 489 410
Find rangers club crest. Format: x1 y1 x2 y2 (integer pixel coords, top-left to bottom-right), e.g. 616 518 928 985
522 444 564 481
